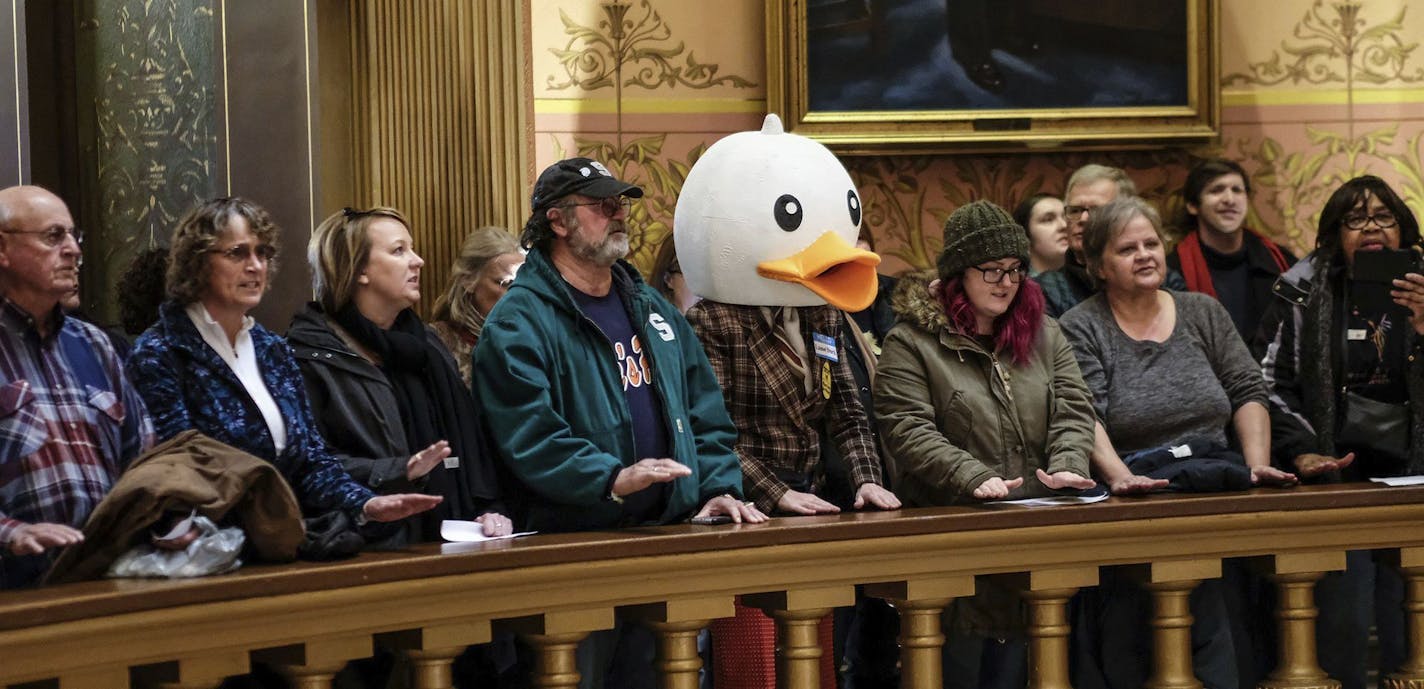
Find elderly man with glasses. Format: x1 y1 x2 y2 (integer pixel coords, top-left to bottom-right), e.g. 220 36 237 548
0 185 154 588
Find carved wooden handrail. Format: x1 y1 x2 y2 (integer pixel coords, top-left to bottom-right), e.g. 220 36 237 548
3 484 1423 689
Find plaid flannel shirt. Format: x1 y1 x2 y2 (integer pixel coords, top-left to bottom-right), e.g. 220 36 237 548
687 300 882 512
0 297 154 547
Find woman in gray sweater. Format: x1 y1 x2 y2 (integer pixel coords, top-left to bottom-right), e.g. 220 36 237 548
1059 197 1296 493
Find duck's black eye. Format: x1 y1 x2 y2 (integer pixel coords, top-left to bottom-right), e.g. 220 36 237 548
774 194 803 232
847 190 862 226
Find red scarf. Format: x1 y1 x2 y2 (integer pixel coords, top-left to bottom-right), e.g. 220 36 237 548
1176 229 1290 298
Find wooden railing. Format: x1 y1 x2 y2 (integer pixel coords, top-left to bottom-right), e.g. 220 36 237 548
3 483 1424 689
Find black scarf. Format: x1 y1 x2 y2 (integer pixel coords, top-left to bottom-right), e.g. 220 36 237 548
333 303 501 536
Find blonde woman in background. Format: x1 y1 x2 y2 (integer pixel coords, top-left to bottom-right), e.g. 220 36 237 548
430 226 524 388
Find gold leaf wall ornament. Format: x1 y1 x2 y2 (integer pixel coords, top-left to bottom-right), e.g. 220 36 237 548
1224 1 1424 87
559 133 706 273
546 1 757 91
79 0 218 323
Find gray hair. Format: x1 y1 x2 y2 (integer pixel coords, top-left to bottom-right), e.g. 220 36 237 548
1080 196 1164 284
1066 164 1137 200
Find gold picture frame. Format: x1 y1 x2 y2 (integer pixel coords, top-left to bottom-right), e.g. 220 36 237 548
766 0 1220 154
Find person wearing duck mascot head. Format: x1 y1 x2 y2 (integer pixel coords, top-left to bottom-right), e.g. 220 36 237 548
679 113 902 689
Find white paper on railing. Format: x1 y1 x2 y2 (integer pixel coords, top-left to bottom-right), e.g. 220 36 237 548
992 493 1112 507
1369 475 1424 487
440 520 537 542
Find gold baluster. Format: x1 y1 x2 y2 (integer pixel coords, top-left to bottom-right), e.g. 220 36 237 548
1127 560 1222 689
1013 567 1099 689
1385 547 1424 689
624 597 734 689
746 586 856 689
866 576 975 689
501 608 615 689
1257 552 1346 689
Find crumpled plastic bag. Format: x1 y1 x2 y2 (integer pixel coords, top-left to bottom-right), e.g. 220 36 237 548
106 514 246 578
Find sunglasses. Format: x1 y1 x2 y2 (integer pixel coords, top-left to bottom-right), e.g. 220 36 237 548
210 243 277 263
563 197 634 219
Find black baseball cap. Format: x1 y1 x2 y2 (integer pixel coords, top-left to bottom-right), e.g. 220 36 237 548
530 157 643 210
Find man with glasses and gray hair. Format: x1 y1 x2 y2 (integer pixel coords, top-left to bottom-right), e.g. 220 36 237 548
0 186 153 588
1036 164 1186 316
474 158 764 687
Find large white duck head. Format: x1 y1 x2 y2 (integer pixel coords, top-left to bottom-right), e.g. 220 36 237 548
674 114 881 311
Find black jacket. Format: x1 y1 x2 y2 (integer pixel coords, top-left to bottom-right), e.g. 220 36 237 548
287 303 507 545
1255 254 1424 476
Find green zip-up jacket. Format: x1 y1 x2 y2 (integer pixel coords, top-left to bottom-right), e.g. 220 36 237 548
473 247 744 532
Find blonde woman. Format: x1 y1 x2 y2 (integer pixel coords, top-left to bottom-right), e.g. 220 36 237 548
287 207 511 545
430 226 524 388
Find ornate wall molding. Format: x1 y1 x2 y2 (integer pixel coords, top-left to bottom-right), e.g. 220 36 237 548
545 1 756 91
1224 1 1424 87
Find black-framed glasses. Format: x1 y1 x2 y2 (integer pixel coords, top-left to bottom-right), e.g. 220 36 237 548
563 197 634 219
1343 212 1398 231
3 226 83 247
209 243 277 263
1063 205 1094 219
969 265 1027 284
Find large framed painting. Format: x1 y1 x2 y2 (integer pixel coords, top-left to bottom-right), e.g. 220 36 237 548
767 0 1219 153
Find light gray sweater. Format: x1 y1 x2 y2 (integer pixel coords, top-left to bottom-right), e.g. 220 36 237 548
1059 291 1267 454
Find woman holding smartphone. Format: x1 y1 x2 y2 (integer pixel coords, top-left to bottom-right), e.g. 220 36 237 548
1255 174 1424 689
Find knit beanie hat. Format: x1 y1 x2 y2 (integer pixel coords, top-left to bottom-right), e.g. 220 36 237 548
936 200 1031 279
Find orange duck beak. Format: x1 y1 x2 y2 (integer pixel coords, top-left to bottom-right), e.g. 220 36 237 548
756 232 882 311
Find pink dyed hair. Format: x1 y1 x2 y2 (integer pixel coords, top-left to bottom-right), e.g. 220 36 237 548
936 273 1046 366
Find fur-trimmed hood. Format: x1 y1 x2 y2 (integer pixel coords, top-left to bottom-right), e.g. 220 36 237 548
890 268 948 334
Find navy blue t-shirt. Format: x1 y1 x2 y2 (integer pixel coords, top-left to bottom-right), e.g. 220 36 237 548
571 286 671 521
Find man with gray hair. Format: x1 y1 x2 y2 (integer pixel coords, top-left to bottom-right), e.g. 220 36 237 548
0 185 153 588
474 158 764 688
1036 164 1186 316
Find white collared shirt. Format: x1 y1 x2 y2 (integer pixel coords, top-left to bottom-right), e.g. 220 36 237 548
185 302 288 454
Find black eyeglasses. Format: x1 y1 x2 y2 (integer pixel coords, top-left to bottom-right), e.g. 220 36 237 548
210 243 277 263
563 197 634 219
1343 212 1398 231
969 265 1027 284
1063 205 1095 219
3 226 83 247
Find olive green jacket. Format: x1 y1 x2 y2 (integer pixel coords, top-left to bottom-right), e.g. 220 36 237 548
875 274 1095 506
874 273 1097 635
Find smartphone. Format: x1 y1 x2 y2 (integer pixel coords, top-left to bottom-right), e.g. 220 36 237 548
688 515 733 525
1353 248 1418 283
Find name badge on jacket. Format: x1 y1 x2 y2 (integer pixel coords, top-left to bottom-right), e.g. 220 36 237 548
812 333 838 362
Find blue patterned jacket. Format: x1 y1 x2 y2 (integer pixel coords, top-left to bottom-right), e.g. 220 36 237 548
126 301 374 517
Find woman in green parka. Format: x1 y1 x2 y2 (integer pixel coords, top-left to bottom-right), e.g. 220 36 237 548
873 200 1097 689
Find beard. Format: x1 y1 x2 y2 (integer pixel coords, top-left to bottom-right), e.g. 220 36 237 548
568 220 630 267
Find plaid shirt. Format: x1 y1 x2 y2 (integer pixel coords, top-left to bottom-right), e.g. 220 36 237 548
687 300 882 512
0 297 154 548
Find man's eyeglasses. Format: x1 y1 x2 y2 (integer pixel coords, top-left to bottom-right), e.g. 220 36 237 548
969 265 1027 284
210 243 277 263
1343 212 1399 231
563 197 634 219
3 226 83 247
1063 205 1095 219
